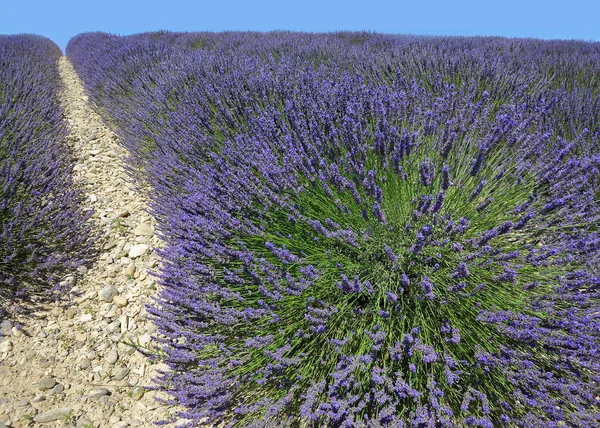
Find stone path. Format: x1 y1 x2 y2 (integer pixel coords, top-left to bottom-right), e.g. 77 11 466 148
0 57 183 427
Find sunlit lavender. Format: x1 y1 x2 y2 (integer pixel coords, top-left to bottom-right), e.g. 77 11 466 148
68 32 600 427
0 35 94 315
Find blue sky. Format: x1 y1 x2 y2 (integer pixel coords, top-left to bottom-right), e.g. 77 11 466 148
2 0 599 51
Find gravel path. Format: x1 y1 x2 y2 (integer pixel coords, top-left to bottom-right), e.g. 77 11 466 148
0 57 183 428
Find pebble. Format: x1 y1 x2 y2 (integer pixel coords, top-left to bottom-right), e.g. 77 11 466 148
60 275 77 289
131 386 145 400
113 422 130 428
113 295 128 308
114 209 130 218
39 377 57 390
138 334 151 347
77 265 89 275
128 244 148 259
120 316 129 332
33 407 73 423
0 341 12 353
66 307 79 319
106 349 119 364
0 320 13 335
107 320 121 333
133 223 153 236
52 383 65 394
125 263 136 276
78 359 91 369
16 398 29 407
80 313 93 323
100 285 119 302
104 241 117 250
112 367 130 380
88 387 110 398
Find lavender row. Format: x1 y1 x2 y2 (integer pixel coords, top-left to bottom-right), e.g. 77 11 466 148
0 35 95 317
68 32 600 427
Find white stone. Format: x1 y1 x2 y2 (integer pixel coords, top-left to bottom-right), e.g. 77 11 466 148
125 263 136 276
33 407 73 423
105 350 119 365
138 334 151 347
59 275 77 289
128 244 148 259
113 295 128 308
0 340 12 353
133 223 153 236
88 387 109 398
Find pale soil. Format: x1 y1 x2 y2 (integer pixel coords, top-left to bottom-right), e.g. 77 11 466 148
0 57 186 427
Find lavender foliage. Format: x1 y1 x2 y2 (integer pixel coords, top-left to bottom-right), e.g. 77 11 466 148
0 35 94 315
68 32 600 427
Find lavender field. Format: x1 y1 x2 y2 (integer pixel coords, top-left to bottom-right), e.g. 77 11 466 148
2 31 599 427
0 35 94 314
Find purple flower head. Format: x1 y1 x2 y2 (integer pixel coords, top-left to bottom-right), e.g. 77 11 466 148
401 273 411 289
373 203 387 223
419 156 435 186
451 262 471 279
265 242 300 264
442 164 451 190
384 244 399 264
420 276 435 299
470 180 487 200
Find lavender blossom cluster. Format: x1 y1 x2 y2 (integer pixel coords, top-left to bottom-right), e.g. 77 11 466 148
0 35 94 316
68 32 600 427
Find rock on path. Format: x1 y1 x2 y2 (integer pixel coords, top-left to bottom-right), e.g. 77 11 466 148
0 57 184 427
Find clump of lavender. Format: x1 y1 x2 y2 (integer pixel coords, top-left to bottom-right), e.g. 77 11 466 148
68 32 600 427
0 35 95 316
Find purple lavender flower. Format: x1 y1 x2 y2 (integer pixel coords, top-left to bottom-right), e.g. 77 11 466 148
383 244 399 264
419 156 435 186
451 262 471 279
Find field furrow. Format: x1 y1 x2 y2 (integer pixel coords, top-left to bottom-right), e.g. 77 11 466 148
0 58 182 428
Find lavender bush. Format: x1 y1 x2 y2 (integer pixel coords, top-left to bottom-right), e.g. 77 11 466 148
68 32 600 426
0 35 94 316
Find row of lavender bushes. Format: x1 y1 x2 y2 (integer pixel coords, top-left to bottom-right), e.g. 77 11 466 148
68 32 600 427
0 35 94 318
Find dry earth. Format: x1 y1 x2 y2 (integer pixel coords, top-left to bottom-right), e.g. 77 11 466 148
0 58 185 427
